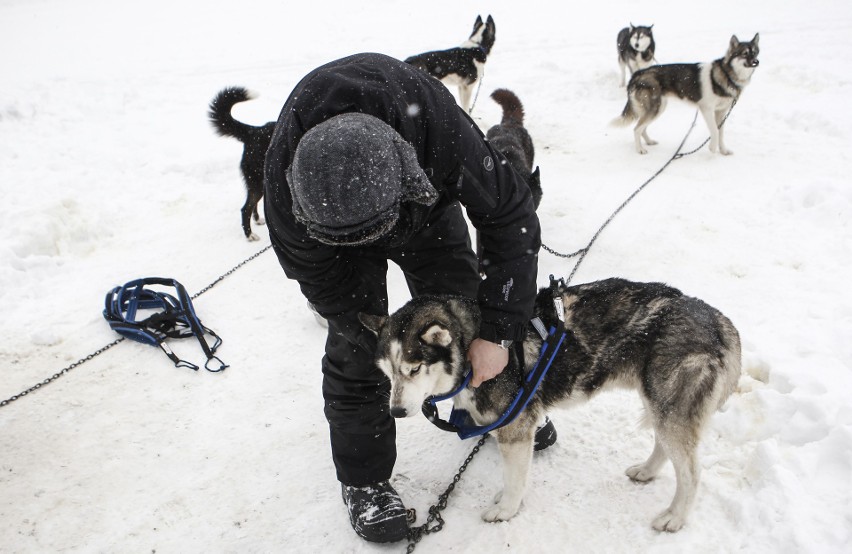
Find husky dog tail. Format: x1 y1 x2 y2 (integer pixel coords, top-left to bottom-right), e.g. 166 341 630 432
491 88 525 125
209 86 257 142
612 96 637 126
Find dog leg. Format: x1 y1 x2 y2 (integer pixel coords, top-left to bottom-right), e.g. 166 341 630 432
482 433 534 522
700 106 721 154
242 188 264 241
626 434 668 482
253 205 265 226
651 430 700 532
715 109 733 155
619 62 627 87
458 83 473 113
633 120 652 154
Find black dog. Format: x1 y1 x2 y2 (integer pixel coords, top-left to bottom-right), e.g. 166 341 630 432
208 87 275 241
405 15 496 113
486 89 541 208
474 88 542 272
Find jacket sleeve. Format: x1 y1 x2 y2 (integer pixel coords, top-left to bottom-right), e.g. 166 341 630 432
447 111 541 342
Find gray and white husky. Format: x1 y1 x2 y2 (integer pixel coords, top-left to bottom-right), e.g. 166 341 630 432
615 34 760 155
617 24 657 87
360 278 741 532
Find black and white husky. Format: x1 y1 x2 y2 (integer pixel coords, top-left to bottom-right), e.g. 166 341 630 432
208 86 275 241
360 278 741 532
617 24 657 87
405 15 496 113
614 34 760 155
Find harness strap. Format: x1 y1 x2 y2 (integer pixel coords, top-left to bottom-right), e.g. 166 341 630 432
422 276 567 439
104 277 227 372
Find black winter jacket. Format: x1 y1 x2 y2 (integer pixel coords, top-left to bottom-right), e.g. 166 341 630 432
264 53 541 346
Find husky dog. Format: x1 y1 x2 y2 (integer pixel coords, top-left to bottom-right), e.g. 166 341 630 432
208 86 275 241
405 15 496 113
485 89 541 208
360 278 741 532
617 24 657 87
476 88 542 274
615 34 760 155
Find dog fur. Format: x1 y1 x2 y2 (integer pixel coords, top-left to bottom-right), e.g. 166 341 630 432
486 89 542 209
360 278 741 532
617 24 657 87
208 86 275 241
476 88 542 274
614 34 760 155
405 15 496 113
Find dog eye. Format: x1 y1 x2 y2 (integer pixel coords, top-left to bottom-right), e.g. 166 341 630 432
410 365 422 376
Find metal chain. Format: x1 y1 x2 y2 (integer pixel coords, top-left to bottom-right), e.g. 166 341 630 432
0 338 125 407
191 245 272 300
1 245 273 408
543 100 738 286
405 434 489 553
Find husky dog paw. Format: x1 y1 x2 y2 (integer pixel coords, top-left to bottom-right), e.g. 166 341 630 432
644 138 658 145
652 508 686 532
720 147 733 156
625 463 657 482
256 216 266 225
637 146 649 155
481 502 520 522
247 232 261 242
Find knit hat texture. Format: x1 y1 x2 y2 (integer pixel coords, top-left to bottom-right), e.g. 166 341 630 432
287 113 438 246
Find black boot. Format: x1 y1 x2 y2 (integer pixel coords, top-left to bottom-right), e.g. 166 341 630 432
534 416 557 451
341 480 409 543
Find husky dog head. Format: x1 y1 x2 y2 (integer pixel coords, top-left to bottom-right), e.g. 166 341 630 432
629 24 655 53
359 296 480 418
726 33 760 75
464 15 497 55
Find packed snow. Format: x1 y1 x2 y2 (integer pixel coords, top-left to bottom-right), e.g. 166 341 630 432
1 0 850 552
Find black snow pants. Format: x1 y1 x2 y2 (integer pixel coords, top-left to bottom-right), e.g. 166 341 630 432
322 201 480 486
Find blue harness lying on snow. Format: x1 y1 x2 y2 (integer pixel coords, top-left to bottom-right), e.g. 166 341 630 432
103 277 227 372
421 276 567 439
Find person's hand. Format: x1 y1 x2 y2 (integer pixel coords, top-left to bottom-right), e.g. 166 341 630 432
467 338 509 387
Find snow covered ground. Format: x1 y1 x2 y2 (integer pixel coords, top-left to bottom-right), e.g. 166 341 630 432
1 0 850 552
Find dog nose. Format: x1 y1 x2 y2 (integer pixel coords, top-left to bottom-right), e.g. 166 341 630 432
390 406 408 418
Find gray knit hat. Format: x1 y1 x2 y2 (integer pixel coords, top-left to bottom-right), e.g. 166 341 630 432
286 113 439 246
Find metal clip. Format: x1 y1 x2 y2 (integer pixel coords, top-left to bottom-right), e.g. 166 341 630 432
550 274 565 323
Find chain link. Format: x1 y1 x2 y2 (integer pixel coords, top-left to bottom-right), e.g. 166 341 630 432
1 245 273 409
0 338 125 407
405 434 488 553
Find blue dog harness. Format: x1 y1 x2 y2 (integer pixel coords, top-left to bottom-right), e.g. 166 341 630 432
421 276 567 439
103 277 227 372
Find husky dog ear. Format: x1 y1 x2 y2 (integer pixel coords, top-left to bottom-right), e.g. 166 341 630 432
629 23 635 31
473 15 483 31
649 24 654 30
729 35 741 50
752 33 760 45
359 312 388 335
421 323 453 347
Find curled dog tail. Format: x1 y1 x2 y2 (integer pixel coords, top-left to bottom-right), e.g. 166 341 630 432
208 86 258 143
491 88 525 125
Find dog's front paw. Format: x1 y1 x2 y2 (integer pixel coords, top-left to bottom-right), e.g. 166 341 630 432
720 147 733 156
247 232 261 242
637 147 648 155
625 463 657 482
481 502 520 523
644 138 658 146
256 217 266 226
652 508 686 532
